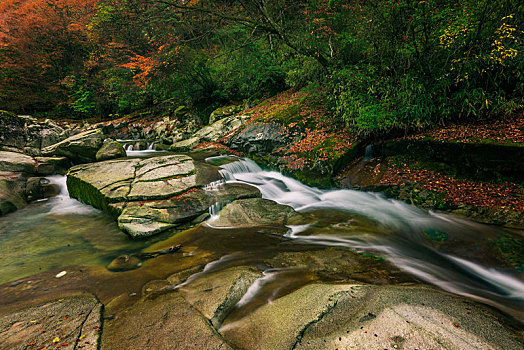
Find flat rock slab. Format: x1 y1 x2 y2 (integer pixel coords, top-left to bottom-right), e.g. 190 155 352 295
101 292 232 350
220 283 524 350
0 295 102 350
67 156 261 238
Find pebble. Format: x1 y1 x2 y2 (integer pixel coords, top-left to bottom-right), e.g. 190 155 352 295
55 271 67 278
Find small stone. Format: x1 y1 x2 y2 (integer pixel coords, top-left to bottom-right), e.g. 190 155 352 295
55 271 67 278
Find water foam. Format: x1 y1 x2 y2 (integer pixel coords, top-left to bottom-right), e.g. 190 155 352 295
217 158 524 316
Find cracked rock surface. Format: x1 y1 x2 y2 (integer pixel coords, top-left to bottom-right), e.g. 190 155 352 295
0 294 102 350
101 292 232 350
219 283 523 350
67 155 261 238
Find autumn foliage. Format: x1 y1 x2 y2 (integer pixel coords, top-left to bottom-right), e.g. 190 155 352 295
0 0 98 112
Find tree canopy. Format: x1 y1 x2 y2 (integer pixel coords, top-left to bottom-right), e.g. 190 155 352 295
0 0 522 133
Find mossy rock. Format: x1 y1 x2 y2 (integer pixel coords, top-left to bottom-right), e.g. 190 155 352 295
96 141 126 161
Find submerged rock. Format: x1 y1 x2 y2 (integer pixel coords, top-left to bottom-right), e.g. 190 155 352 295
107 254 142 271
42 128 104 164
96 141 126 161
67 155 261 238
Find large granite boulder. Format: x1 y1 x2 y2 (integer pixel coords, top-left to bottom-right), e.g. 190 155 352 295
168 136 201 152
196 114 250 143
96 141 126 161
0 151 36 173
167 114 250 152
210 198 302 228
67 155 261 238
34 156 71 175
42 128 104 164
0 175 27 216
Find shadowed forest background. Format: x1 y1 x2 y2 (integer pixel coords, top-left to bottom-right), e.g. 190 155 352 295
0 0 522 134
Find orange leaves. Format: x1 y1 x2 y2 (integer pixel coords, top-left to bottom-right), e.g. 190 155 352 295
0 0 99 109
121 55 155 87
380 161 524 212
411 116 524 144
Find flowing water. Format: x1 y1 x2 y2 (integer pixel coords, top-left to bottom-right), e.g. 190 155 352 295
212 157 524 320
0 176 171 285
0 156 522 323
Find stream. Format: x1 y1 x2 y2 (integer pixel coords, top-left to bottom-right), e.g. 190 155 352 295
0 155 523 323
213 158 524 320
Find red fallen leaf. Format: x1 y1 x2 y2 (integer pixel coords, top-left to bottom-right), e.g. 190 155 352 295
57 344 68 347
27 341 36 345
454 323 460 327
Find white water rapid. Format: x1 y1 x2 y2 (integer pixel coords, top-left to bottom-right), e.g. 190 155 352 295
45 176 99 215
213 158 524 319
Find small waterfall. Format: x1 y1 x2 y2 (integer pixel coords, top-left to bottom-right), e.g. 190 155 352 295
147 142 154 150
208 202 226 219
45 176 99 215
219 158 263 181
126 144 134 152
204 179 226 191
363 143 374 161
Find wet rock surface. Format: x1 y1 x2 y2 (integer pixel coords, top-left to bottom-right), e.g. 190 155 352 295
220 283 523 350
0 151 68 215
0 173 27 215
211 198 302 228
67 155 262 237
101 292 232 350
0 294 102 350
179 266 262 328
